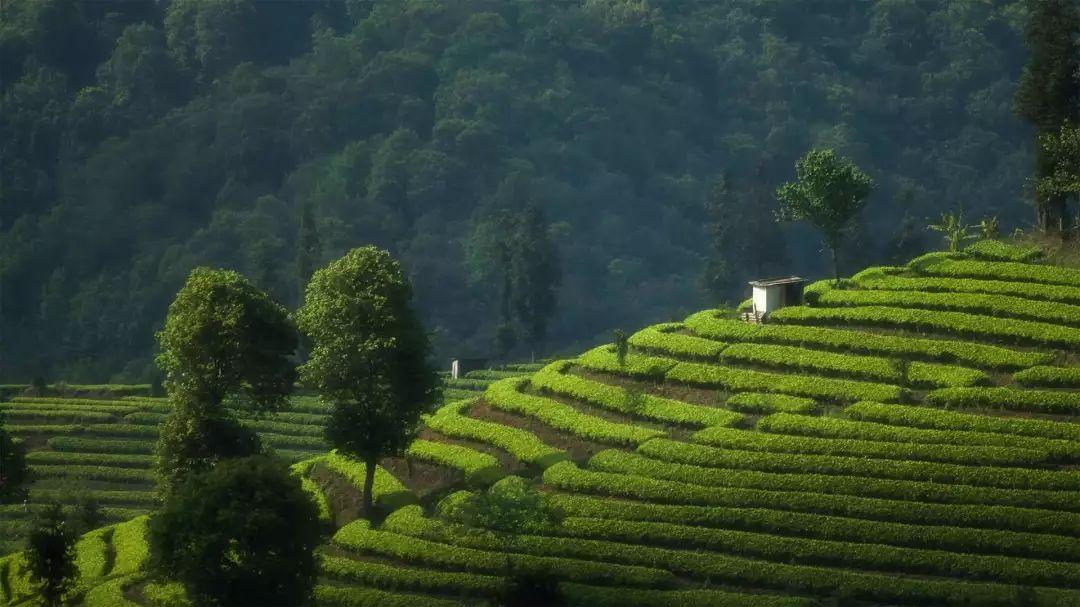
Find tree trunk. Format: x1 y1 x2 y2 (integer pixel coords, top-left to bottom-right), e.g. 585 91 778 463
830 246 839 285
363 454 377 520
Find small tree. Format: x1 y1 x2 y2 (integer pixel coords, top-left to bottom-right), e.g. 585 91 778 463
0 410 29 503
613 329 629 367
148 456 321 607
776 149 875 283
978 216 1000 240
296 247 440 519
22 503 77 607
510 204 561 360
71 494 104 535
154 267 297 495
928 209 976 252
295 200 321 305
1036 123 1080 202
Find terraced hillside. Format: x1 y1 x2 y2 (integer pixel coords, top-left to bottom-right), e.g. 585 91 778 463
4 242 1080 606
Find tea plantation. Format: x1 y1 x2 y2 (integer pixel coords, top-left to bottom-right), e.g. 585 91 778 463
4 243 1080 606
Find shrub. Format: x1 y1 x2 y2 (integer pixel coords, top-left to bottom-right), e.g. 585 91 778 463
925 386 1080 414
84 576 141 607
74 526 112 583
320 452 416 512
425 400 567 469
26 451 153 468
691 425 1048 467
724 393 818 414
627 324 727 360
30 464 156 484
844 401 1080 443
924 258 1080 287
576 346 676 379
546 493 1080 563
531 361 742 427
857 274 1080 306
315 585 466 607
666 361 904 402
720 342 898 382
966 240 1039 262
111 515 150 575
541 461 1079 536
684 310 1049 368
907 362 989 387
320 554 505 596
45 437 156 454
1013 365 1080 387
641 437 1078 491
484 378 666 446
406 439 505 486
560 584 817 607
588 449 1076 512
815 287 1080 326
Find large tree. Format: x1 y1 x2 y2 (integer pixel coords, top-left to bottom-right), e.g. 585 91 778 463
1037 123 1080 202
0 410 28 503
21 503 77 607
509 203 561 359
148 455 321 607
1014 0 1080 233
776 149 875 283
154 267 297 495
296 246 440 518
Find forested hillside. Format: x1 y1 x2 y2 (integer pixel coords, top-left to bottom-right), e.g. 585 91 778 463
0 0 1036 381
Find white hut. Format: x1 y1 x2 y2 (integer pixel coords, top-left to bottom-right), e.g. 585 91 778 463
749 277 807 319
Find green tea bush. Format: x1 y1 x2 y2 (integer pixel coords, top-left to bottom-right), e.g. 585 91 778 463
315 585 465 607
484 378 666 446
74 525 112 582
30 464 155 484
1 409 115 423
925 386 1080 414
684 310 1049 368
546 494 1080 562
857 275 1080 306
320 452 416 511
241 419 326 436
844 401 1080 443
576 345 677 379
724 393 818 414
5 424 85 435
425 400 567 469
561 584 815 607
46 437 156 454
627 324 727 359
666 361 904 402
907 362 989 387
925 258 1080 287
463 369 526 380
111 515 150 575
84 576 141 607
691 425 1048 466
405 439 504 486
639 438 1079 491
770 305 1080 348
588 450 1076 511
445 379 490 391
26 451 153 468
83 423 160 437
964 240 1042 262
1013 365 1080 387
531 361 742 427
558 515 1079 587
321 555 505 596
815 288 1080 326
259 433 327 450
27 488 158 506
720 342 898 382
122 412 170 424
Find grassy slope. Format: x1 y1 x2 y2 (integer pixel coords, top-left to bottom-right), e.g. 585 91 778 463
5 245 1080 606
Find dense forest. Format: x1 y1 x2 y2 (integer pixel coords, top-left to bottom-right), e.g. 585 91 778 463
0 0 1041 381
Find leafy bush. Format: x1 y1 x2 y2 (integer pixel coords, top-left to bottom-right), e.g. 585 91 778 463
531 361 742 427
46 437 156 454
27 488 158 506
30 464 156 484
691 425 1048 467
964 240 1042 262
724 393 818 414
925 258 1080 287
484 378 666 446
406 439 505 486
425 400 567 469
770 304 1080 348
925 386 1080 414
907 362 989 387
82 423 160 437
576 346 676 379
333 515 674 588
315 584 466 607
627 324 727 360
320 452 416 512
640 438 1078 491
720 342 898 381
320 554 505 596
684 310 1049 368
588 449 1075 511
240 419 326 437
815 287 1080 326
26 451 153 468
74 526 112 584
666 361 904 402
1013 365 1080 387
1 409 115 423
844 401 1080 443
84 576 141 607
856 274 1080 306
142 581 192 607
561 584 815 607
111 515 150 575
547 494 1080 563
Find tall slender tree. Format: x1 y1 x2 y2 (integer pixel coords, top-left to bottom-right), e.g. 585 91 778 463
296 246 440 519
295 200 321 305
0 410 28 503
21 503 77 607
509 203 561 359
1014 0 1080 233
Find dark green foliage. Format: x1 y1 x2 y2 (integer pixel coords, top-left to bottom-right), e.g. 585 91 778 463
510 204 561 356
613 329 629 367
71 494 104 535
0 411 29 503
0 1 1050 380
777 149 875 283
297 246 440 518
295 200 321 305
21 503 77 607
148 455 322 607
155 403 262 497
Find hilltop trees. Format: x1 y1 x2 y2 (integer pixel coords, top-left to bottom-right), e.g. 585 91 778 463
297 246 440 519
148 456 321 607
154 267 297 495
1014 0 1080 233
1037 123 1080 202
21 503 77 607
777 149 876 283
